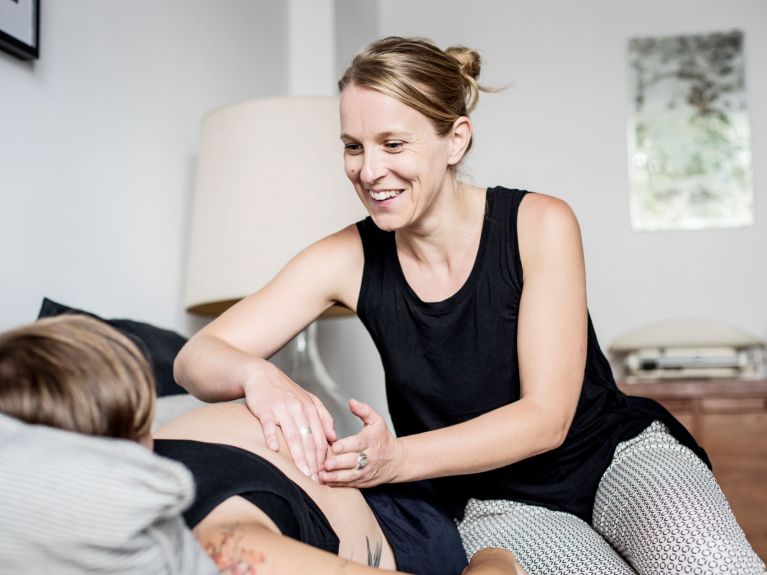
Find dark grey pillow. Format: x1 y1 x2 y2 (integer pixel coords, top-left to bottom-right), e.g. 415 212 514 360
37 298 188 397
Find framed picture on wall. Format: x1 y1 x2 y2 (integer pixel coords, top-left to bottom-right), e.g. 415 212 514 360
0 0 40 60
626 30 753 231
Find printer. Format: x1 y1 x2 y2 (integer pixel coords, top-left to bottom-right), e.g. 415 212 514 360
608 319 766 383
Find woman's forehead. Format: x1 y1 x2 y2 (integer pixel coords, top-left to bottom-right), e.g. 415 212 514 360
340 84 432 138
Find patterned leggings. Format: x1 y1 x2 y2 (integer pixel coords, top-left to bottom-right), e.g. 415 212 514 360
457 422 766 574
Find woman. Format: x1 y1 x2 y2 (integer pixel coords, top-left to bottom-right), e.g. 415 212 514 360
0 315 520 575
175 37 765 574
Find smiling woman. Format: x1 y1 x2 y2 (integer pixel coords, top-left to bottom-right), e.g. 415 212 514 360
175 36 765 574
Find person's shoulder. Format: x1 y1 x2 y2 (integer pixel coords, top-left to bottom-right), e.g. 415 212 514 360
517 193 583 269
296 223 363 276
519 192 580 233
302 223 361 256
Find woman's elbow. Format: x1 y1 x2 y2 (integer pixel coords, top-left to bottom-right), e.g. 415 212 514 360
172 337 210 399
528 401 573 452
548 411 576 451
172 347 190 390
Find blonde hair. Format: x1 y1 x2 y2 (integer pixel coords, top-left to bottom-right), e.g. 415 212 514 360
338 36 491 152
0 315 155 441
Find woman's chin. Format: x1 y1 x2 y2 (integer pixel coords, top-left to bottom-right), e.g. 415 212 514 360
368 212 405 232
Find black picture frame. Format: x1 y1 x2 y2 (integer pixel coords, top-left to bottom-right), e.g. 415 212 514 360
0 0 40 60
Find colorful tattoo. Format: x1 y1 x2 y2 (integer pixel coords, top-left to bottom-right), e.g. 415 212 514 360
366 536 382 567
204 524 266 575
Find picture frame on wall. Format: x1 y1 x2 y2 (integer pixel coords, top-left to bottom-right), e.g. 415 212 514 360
0 0 40 60
626 30 753 231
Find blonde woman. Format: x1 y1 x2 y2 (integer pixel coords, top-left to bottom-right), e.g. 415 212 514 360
175 37 764 574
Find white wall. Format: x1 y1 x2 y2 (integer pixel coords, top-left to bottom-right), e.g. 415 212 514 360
374 0 767 349
3 1 764 429
0 0 287 333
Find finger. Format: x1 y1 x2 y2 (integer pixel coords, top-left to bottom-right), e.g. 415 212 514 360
295 413 320 479
331 432 366 455
348 398 382 427
290 411 319 478
278 413 312 477
319 468 364 486
310 394 337 443
260 417 280 452
323 451 363 472
304 407 329 473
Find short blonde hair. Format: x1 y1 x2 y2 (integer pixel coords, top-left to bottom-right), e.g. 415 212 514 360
338 36 490 153
0 315 155 441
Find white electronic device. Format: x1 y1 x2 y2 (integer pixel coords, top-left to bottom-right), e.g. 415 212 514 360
609 319 766 382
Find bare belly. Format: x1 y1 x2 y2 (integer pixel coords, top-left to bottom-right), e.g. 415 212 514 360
154 402 396 569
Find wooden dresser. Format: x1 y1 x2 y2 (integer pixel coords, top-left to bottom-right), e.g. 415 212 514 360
617 378 767 562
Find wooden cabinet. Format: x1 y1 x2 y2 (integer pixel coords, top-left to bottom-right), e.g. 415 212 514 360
617 378 767 562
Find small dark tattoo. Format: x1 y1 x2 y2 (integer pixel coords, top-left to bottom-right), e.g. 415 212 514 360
366 536 383 567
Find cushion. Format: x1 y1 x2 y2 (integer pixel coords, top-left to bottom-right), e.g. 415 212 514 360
0 413 217 574
37 298 188 397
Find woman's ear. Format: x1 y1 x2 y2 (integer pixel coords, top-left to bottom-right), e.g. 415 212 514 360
447 116 472 166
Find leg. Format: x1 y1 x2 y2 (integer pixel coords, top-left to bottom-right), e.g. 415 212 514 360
593 421 766 575
463 548 528 575
457 498 637 575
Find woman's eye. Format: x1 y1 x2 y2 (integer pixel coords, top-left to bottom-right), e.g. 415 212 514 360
344 143 362 155
384 141 404 152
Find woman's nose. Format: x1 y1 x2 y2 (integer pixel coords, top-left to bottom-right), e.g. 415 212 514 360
361 150 386 185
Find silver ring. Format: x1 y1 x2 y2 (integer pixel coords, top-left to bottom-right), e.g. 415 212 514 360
298 426 312 437
354 451 368 471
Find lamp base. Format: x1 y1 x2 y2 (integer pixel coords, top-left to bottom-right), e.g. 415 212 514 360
287 323 360 439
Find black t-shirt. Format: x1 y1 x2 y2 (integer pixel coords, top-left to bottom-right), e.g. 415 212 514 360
355 186 708 522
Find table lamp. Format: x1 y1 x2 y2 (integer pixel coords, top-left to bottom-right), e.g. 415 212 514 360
184 96 367 438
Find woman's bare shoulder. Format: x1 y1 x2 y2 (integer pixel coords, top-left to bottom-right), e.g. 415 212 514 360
301 223 364 311
519 192 579 228
517 192 583 271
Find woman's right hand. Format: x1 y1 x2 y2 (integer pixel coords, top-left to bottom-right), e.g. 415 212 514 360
243 360 337 480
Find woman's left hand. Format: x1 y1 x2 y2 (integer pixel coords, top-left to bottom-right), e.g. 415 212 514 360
319 398 402 487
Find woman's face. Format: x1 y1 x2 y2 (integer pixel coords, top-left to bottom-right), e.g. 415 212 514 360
340 84 455 231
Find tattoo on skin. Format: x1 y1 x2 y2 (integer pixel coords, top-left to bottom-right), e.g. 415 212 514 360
366 536 383 567
204 524 266 575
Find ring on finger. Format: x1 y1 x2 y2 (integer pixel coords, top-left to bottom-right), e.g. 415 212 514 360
299 425 312 437
354 451 368 471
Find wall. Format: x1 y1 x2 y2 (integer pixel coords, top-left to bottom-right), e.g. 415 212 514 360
374 0 767 349
320 0 767 425
3 1 764 428
0 0 287 333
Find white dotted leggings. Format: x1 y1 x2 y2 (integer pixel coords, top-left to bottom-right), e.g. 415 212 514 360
457 422 765 574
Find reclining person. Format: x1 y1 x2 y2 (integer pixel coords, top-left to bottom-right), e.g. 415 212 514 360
0 315 524 575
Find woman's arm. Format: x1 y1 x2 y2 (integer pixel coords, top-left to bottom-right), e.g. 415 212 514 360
322 194 588 485
196 520 407 575
200 524 522 575
174 224 364 478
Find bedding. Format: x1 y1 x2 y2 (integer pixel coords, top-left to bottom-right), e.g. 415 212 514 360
0 413 217 574
38 297 188 396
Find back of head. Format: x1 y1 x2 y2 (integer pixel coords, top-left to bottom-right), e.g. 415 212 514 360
338 36 487 151
0 315 155 441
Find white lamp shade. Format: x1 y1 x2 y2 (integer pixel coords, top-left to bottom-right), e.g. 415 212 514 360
185 97 367 315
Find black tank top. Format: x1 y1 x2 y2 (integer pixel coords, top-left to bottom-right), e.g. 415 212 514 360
154 439 339 552
355 186 708 522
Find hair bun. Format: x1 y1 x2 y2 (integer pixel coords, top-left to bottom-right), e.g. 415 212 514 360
446 45 481 81
445 45 482 113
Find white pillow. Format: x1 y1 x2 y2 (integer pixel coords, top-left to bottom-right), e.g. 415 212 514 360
0 414 217 574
